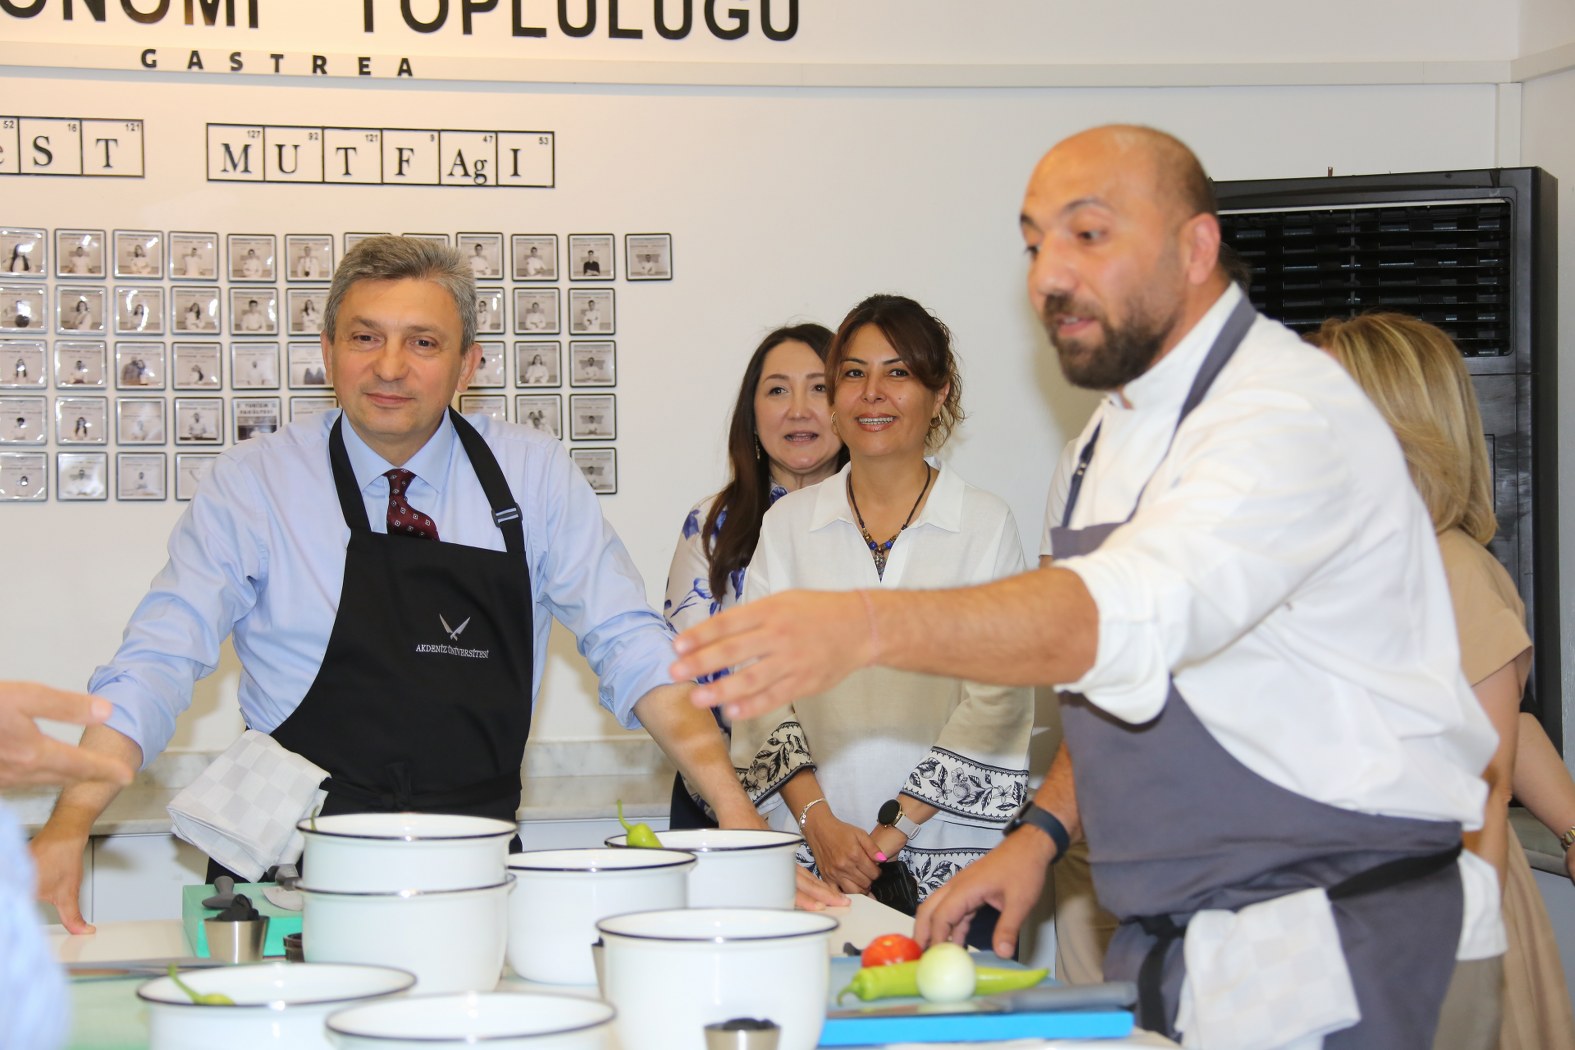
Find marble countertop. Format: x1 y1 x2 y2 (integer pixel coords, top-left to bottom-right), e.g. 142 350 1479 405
3 738 678 836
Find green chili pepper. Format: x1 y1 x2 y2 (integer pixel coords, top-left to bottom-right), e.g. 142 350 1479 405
837 961 1050 1004
975 966 1050 995
167 963 235 1005
838 960 920 1003
616 799 663 848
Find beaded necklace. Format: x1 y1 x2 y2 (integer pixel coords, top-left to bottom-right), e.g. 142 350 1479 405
846 466 933 579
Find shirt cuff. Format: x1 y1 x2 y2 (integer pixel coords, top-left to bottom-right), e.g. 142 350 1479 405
598 622 684 730
1056 554 1174 724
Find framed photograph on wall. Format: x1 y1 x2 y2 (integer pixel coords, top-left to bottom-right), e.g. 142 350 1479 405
55 342 107 388
117 451 167 501
0 394 46 444
567 289 614 336
56 395 108 445
343 232 386 255
115 342 166 390
289 395 338 422
458 393 507 422
56 286 107 335
231 342 281 389
470 341 506 388
55 229 106 279
286 235 334 281
0 340 46 389
515 341 561 387
511 234 558 281
568 341 616 387
0 284 46 332
174 397 223 445
0 227 46 278
171 342 222 389
174 452 218 501
113 229 163 279
0 452 47 501
172 287 221 333
515 394 562 439
474 287 505 335
169 232 219 280
625 233 673 281
227 234 277 281
567 234 614 281
569 447 617 495
568 393 616 441
233 396 282 441
116 396 167 445
114 286 165 335
288 342 329 388
231 288 279 336
458 233 503 280
513 288 559 335
285 289 325 336
57 451 108 501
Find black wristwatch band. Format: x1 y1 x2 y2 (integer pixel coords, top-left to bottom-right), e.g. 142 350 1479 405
1004 802 1070 863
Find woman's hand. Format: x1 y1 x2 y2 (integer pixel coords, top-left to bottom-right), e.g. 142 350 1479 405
803 806 885 894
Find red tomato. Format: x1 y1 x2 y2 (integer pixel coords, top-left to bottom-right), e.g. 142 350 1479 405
861 933 923 968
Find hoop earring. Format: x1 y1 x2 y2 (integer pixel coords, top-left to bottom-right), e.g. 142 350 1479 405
754 434 763 460
830 411 839 436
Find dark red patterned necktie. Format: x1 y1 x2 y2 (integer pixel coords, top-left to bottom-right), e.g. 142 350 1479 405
385 468 440 541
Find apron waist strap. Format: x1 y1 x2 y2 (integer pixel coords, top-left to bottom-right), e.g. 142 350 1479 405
323 768 521 814
1131 844 1462 1033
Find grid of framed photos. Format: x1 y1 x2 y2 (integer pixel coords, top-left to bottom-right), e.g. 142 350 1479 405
0 226 671 500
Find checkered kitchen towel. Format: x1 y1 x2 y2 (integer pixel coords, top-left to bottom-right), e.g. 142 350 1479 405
1176 887 1360 1050
167 730 329 881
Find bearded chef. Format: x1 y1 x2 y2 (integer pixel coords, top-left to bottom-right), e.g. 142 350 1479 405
672 126 1503 1050
32 236 841 934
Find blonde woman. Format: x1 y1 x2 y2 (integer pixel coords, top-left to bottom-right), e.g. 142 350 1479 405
1313 312 1575 1050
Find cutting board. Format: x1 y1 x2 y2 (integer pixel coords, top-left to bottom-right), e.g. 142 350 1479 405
819 954 1134 1046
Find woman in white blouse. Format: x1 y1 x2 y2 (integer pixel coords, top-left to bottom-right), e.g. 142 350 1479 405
732 294 1032 921
663 323 844 827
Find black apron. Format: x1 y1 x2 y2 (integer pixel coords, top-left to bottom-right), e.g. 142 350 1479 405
206 409 534 881
1050 298 1465 1047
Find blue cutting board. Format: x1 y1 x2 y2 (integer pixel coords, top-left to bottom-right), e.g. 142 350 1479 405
819 955 1134 1046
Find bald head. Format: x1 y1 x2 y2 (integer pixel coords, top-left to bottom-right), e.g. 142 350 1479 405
1039 125 1216 226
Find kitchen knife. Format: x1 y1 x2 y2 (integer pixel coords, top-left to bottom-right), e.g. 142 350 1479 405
67 958 227 980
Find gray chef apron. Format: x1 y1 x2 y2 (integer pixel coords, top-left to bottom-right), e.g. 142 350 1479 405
1049 297 1465 1048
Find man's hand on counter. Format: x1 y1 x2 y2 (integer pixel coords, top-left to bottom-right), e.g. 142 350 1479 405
0 682 134 790
29 822 95 934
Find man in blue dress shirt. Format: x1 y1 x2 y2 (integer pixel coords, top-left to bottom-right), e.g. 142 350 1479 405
29 237 782 931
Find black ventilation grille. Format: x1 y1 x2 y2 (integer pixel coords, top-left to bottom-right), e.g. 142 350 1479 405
1220 200 1512 358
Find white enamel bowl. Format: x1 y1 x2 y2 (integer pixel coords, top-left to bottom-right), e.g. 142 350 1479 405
296 812 515 892
137 962 415 1050
603 829 801 909
326 992 615 1049
596 908 838 1050
505 848 695 984
300 877 514 994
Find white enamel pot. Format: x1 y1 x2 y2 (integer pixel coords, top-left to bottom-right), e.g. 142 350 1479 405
603 828 800 909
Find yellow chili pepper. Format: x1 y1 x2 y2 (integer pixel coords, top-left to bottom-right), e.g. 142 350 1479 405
616 799 663 848
837 961 1049 1004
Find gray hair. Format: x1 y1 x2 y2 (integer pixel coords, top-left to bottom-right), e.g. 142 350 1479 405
323 235 478 349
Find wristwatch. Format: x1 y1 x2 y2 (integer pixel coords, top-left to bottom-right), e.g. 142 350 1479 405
1003 801 1070 862
877 798 922 841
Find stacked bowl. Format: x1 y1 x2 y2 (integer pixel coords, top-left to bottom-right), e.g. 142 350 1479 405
296 812 516 994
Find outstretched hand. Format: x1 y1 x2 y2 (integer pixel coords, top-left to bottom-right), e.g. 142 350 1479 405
0 682 134 790
671 591 875 722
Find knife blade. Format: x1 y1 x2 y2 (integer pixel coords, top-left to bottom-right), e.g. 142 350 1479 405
828 979 1137 1018
67 957 227 980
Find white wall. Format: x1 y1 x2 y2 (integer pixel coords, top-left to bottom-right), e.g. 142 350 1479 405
0 68 1507 755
